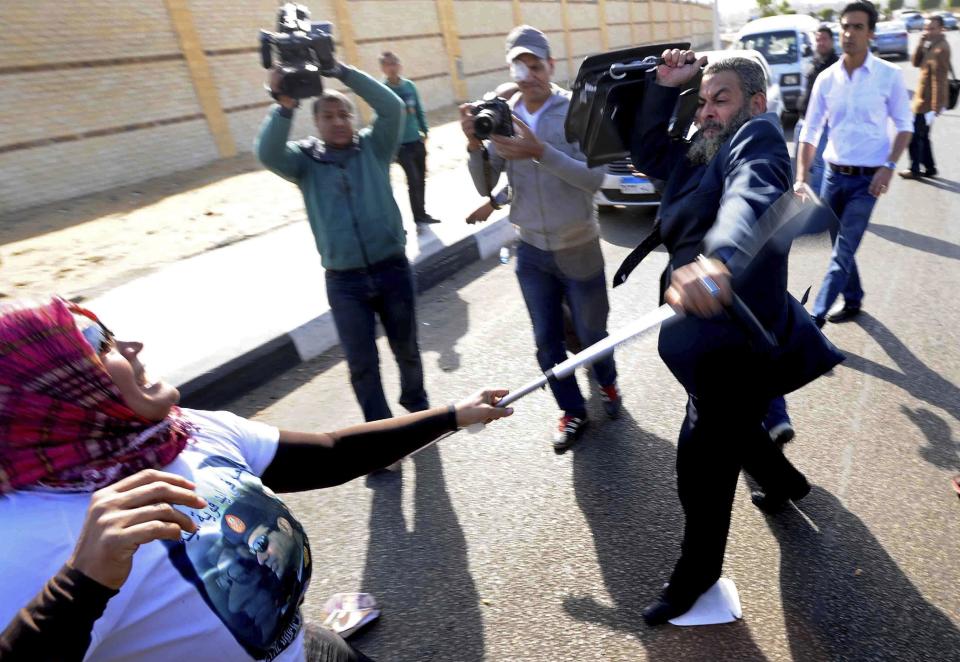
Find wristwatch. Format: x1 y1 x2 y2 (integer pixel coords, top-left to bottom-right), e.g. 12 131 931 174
883 160 897 171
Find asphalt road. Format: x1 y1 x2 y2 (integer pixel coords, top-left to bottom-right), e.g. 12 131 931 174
228 34 960 661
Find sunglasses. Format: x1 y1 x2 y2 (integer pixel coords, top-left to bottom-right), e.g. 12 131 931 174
249 533 269 555
68 303 116 355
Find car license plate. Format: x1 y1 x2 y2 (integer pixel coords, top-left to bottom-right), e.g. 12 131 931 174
619 176 654 194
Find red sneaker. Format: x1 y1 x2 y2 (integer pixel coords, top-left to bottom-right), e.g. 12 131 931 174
600 383 622 419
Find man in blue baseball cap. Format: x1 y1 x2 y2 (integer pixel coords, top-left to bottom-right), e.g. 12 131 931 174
460 25 622 452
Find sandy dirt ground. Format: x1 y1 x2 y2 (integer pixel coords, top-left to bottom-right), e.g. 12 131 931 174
0 105 465 302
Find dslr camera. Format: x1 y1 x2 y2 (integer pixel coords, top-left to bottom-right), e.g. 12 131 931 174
260 3 335 99
470 94 514 140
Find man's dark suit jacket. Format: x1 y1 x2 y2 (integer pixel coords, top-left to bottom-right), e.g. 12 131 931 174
630 80 843 401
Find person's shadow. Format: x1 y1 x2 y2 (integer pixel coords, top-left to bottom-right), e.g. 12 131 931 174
597 206 660 248
867 223 960 261
918 176 960 195
562 407 768 660
353 445 484 661
765 486 960 659
902 405 960 472
841 311 959 422
415 290 469 373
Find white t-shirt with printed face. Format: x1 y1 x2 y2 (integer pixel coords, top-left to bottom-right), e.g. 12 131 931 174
0 409 309 662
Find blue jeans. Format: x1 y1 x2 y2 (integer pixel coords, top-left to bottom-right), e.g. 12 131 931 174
812 166 877 320
515 239 617 418
325 255 429 422
795 120 829 196
764 396 790 431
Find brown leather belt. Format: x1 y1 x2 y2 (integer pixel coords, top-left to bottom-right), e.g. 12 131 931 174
828 163 879 176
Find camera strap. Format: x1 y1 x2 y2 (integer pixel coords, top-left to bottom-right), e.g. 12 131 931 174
481 145 502 210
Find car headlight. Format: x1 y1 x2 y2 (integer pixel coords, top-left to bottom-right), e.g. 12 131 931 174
781 74 800 87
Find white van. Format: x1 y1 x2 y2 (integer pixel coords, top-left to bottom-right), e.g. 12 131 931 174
734 14 821 114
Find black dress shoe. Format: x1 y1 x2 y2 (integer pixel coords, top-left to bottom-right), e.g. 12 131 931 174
812 314 826 329
925 168 938 178
751 480 811 515
826 304 861 324
415 214 441 224
642 592 700 626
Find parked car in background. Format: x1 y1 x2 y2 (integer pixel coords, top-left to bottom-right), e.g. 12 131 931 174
735 14 820 114
873 21 909 59
594 160 661 209
594 49 783 210
900 10 925 31
936 11 958 30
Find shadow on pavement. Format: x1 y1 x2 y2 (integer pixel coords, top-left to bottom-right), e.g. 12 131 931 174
902 405 960 472
352 444 484 661
840 311 959 421
867 223 960 261
563 408 768 660
767 486 960 659
598 207 660 249
225 258 491 418
918 176 960 194
416 289 470 374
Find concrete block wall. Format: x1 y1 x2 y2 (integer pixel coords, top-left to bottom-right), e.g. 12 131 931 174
0 0 714 214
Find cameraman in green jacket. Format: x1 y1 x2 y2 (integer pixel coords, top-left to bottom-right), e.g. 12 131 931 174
256 62 430 436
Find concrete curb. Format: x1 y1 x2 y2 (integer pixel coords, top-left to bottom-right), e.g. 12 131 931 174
179 216 515 409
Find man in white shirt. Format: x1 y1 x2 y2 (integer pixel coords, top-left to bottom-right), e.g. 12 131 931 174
796 0 912 327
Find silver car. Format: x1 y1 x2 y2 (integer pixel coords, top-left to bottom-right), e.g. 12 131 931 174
900 11 925 31
874 21 909 60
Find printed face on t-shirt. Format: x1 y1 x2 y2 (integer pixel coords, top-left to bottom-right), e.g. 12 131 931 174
167 457 311 661
245 517 297 579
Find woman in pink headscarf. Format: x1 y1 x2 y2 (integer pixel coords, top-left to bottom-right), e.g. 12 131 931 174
0 297 512 662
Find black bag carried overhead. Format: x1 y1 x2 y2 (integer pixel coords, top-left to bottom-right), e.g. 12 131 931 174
565 42 697 167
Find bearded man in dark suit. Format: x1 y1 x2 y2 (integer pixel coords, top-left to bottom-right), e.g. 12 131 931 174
627 50 843 625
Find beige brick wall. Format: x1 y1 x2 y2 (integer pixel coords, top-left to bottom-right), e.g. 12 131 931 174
0 120 217 213
1 61 203 147
571 30 604 59
570 5 602 32
189 0 287 51
523 3 565 33
606 1 631 25
349 1 441 40
609 25 632 49
454 2 516 36
0 0 713 214
0 0 180 68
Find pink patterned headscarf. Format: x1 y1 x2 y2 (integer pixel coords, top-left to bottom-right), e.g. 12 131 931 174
0 297 191 494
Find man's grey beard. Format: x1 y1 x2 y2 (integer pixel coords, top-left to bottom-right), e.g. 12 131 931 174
686 106 752 166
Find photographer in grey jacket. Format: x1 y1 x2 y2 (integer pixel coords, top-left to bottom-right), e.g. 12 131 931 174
460 25 621 452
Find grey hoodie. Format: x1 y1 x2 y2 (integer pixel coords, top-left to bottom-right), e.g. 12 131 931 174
468 86 605 251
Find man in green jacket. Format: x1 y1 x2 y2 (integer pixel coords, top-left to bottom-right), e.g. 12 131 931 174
380 50 440 226
256 62 429 433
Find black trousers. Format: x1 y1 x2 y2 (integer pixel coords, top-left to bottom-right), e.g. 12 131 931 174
908 112 936 174
665 395 808 601
397 140 427 220
303 622 374 662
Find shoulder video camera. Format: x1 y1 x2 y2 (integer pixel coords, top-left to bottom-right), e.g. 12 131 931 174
260 3 335 99
470 94 514 140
